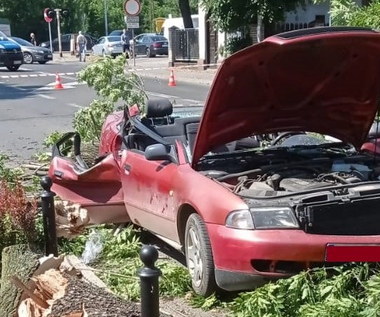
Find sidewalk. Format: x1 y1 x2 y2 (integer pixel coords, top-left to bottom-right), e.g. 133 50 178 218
53 52 218 86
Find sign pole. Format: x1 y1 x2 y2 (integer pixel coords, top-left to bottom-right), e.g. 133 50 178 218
132 28 135 67
124 0 141 68
48 22 53 54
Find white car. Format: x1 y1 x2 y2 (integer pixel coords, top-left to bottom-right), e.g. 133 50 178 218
92 36 123 57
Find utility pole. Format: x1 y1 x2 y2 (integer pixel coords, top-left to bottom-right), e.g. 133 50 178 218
55 8 62 57
104 0 109 35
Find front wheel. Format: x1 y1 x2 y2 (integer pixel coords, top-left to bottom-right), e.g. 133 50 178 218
6 65 20 71
23 52 33 64
185 214 217 296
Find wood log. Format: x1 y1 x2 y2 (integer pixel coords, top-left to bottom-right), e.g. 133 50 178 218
0 244 41 317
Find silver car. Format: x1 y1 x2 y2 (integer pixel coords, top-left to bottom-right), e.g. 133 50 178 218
92 36 123 57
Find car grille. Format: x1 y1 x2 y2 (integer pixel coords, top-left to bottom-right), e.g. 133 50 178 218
0 51 23 63
303 197 380 235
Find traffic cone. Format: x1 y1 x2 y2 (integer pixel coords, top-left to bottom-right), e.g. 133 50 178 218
168 69 176 87
54 73 64 89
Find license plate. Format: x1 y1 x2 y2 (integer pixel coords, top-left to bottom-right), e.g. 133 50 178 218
47 55 52 58
14 60 22 65
325 243 380 262
162 44 168 47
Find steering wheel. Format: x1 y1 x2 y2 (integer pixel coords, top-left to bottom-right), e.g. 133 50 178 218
271 131 306 146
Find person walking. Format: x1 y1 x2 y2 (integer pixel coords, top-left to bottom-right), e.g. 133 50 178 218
121 28 130 58
30 33 37 46
76 31 87 62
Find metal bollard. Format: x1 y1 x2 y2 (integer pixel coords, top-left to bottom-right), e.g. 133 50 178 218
139 245 162 317
40 176 58 257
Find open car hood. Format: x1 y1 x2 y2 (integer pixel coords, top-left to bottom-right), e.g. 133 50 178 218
192 27 380 165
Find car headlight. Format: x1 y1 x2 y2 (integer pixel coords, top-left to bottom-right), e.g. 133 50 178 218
251 207 299 229
226 210 254 229
36 50 45 54
226 207 299 229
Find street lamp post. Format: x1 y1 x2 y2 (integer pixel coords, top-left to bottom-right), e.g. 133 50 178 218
104 0 108 35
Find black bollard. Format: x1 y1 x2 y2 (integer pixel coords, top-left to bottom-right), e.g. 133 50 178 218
139 245 162 317
40 176 58 257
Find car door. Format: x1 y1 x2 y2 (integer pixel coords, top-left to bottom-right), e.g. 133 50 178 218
93 37 104 55
120 146 181 241
141 36 152 55
62 34 71 51
134 35 144 54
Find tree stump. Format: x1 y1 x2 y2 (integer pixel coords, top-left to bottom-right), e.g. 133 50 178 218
0 244 41 316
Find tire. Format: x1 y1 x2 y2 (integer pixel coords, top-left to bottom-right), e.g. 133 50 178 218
185 213 217 296
146 47 155 58
6 65 20 71
23 52 33 64
38 61 47 64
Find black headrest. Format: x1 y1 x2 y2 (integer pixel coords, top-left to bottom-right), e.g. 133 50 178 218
145 99 173 118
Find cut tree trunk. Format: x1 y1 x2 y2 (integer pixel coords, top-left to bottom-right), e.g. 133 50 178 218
0 244 41 317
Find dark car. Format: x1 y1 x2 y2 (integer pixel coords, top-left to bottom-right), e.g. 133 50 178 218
49 27 380 296
0 31 23 71
132 33 168 57
9 37 52 64
40 33 95 52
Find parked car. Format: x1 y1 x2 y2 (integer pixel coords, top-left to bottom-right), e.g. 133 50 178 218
8 37 52 64
92 36 123 57
0 31 23 71
49 27 380 296
40 33 96 52
131 33 168 57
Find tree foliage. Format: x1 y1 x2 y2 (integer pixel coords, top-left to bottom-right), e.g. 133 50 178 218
200 0 306 32
313 0 380 28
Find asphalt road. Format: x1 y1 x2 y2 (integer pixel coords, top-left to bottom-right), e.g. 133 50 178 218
0 58 209 163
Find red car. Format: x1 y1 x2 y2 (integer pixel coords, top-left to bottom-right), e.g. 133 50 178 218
49 27 380 296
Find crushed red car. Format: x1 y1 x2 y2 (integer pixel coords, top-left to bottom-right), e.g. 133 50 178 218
49 27 380 296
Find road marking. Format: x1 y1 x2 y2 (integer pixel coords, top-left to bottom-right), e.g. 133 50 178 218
67 103 83 108
37 94 56 100
0 72 77 79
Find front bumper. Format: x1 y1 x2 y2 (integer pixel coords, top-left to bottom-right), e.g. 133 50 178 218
0 51 23 66
207 223 380 290
33 52 53 62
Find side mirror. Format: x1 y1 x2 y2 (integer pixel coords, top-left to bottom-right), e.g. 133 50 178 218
145 144 173 162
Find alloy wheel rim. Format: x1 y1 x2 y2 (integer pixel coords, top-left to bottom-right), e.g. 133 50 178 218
187 227 203 287
24 53 32 64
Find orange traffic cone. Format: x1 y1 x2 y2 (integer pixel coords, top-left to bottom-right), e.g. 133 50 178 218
168 69 176 87
54 73 64 89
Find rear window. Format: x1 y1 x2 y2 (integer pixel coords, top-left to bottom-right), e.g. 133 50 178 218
108 36 120 42
151 36 167 42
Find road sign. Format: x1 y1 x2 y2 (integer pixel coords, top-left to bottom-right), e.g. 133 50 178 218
124 0 141 16
44 8 53 23
125 15 139 29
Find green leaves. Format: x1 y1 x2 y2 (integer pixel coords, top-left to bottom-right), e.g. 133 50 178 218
74 55 146 142
201 0 306 32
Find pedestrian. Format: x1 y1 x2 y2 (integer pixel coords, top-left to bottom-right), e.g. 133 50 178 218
76 31 87 62
121 28 130 58
30 33 37 46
